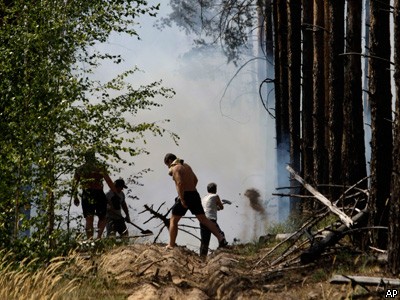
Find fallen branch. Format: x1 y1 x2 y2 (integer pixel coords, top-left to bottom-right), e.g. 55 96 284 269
254 209 328 268
286 165 354 227
143 203 201 243
300 209 368 264
329 275 400 287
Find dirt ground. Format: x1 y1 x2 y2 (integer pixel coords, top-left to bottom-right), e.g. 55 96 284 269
96 241 394 300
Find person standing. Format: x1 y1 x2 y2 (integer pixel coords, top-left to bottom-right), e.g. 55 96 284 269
72 150 119 239
106 179 131 237
200 182 225 256
164 153 228 249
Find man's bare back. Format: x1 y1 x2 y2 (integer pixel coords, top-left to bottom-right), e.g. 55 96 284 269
170 162 198 207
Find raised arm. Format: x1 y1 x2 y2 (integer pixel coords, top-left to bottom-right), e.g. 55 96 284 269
103 172 119 194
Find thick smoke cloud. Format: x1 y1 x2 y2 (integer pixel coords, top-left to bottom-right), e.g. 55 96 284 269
90 2 278 250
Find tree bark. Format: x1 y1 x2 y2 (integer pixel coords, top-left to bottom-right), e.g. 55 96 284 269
368 0 392 248
342 0 367 189
274 0 290 221
327 0 344 200
388 0 400 275
312 0 326 187
301 0 314 214
287 0 302 215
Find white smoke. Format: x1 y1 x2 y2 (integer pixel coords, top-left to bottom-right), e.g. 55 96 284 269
88 1 278 249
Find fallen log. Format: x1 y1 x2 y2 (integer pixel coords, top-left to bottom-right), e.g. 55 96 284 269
330 275 400 287
286 165 354 227
300 209 368 264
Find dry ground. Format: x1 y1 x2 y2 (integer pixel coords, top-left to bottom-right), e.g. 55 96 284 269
95 242 394 300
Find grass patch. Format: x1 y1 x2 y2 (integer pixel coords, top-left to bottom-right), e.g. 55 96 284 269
0 245 128 300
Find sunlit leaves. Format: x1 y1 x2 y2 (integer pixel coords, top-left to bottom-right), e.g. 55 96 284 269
0 0 177 258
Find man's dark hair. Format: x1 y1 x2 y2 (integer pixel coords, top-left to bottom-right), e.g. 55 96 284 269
207 182 217 193
164 153 177 164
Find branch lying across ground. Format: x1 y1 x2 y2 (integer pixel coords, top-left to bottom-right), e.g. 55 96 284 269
300 208 369 264
254 209 329 268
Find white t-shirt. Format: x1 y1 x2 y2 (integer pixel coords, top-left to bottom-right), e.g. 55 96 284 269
201 193 219 221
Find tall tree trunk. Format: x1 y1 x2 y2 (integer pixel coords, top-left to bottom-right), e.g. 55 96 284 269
368 0 392 248
274 0 290 221
301 0 314 214
342 0 367 188
287 0 301 215
265 0 273 60
327 0 344 200
363 0 371 115
257 0 267 83
312 0 326 187
388 0 400 275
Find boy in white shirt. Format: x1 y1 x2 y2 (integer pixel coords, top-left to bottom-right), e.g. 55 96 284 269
200 182 225 256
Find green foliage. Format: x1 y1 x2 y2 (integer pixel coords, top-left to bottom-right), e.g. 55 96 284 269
0 1 177 260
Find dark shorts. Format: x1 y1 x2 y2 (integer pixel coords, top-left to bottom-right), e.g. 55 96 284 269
81 189 107 218
107 218 128 236
172 191 205 216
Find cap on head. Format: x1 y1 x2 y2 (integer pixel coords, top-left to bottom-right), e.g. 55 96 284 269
164 153 177 165
115 179 127 189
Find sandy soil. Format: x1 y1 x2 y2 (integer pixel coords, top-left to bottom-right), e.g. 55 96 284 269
96 242 391 300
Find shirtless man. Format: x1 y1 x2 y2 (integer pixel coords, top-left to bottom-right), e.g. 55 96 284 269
164 153 228 249
72 150 119 239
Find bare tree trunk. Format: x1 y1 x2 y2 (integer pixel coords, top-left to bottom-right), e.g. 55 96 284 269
265 0 273 59
323 1 330 164
287 0 301 215
301 0 314 214
301 0 314 216
368 0 392 248
388 0 400 275
312 0 326 187
327 0 344 201
274 0 290 221
341 0 368 248
363 0 371 115
342 0 367 188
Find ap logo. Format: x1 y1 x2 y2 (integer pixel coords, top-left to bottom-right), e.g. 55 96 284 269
385 289 399 298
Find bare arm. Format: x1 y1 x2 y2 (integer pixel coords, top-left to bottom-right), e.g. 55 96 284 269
121 200 130 222
103 173 119 194
215 195 224 210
